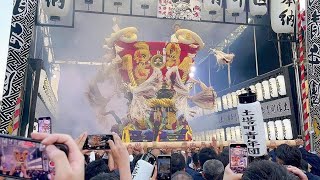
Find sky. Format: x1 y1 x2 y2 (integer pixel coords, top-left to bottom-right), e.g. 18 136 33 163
0 1 13 101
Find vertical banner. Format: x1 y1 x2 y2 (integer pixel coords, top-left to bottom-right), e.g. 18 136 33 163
237 101 267 157
0 0 38 134
270 0 296 33
157 0 202 21
306 0 320 153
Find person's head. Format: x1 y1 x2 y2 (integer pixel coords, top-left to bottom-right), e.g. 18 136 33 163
198 147 218 168
151 148 162 157
173 23 181 32
202 160 224 180
217 147 229 167
242 160 299 180
192 152 200 169
90 172 120 180
171 171 193 180
275 144 302 168
171 153 186 174
85 159 109 180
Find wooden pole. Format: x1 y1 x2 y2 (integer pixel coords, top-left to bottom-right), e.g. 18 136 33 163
124 140 297 149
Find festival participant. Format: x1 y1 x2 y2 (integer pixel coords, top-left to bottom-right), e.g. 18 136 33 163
171 171 193 180
192 147 218 180
241 160 301 180
202 160 224 180
31 133 85 180
85 159 109 180
275 144 320 179
171 153 186 174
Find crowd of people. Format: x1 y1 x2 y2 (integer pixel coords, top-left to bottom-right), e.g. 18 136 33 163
0 132 320 180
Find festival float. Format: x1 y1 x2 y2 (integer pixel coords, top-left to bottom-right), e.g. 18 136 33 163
86 21 216 142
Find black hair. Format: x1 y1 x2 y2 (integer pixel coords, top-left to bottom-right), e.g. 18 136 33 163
275 144 302 168
192 152 199 167
171 153 186 174
90 172 120 180
217 147 229 167
198 147 218 168
85 159 109 180
242 160 299 180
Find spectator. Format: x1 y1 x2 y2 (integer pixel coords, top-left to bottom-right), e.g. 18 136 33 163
275 144 302 168
198 148 218 168
171 171 193 180
217 147 229 167
241 160 300 180
202 160 224 180
191 152 200 171
90 172 120 180
31 133 85 180
171 153 186 174
85 159 109 180
192 147 218 180
275 144 320 180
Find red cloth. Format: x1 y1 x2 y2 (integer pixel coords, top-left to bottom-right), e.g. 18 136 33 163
115 41 199 83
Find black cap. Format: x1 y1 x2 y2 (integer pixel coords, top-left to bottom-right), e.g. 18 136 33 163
238 88 257 104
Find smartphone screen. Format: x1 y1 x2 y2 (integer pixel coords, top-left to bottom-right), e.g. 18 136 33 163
229 144 248 173
83 134 114 150
157 155 171 180
0 135 53 179
38 117 52 134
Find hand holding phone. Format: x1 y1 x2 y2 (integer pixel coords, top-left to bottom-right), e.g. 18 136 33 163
157 155 171 180
0 134 68 179
83 134 114 150
229 144 248 174
31 133 84 180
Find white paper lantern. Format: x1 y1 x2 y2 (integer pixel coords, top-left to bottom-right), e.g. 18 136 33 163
216 97 222 111
227 93 233 109
235 126 242 141
231 92 238 107
276 75 287 96
220 128 225 141
226 127 232 141
249 85 256 93
215 130 221 141
255 83 264 101
249 0 267 16
270 0 296 33
267 121 277 140
222 95 228 110
226 0 245 16
241 88 247 94
230 126 236 140
262 80 271 100
269 78 279 98
203 0 222 14
264 122 269 140
42 0 72 18
275 120 284 140
212 130 217 140
283 119 293 139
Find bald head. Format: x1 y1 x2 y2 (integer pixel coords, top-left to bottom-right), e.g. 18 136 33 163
171 171 193 180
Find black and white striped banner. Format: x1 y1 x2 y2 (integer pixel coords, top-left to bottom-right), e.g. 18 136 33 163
0 0 38 134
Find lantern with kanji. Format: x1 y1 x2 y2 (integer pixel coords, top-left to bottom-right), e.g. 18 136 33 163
226 0 245 17
41 0 72 21
203 0 222 15
249 0 267 17
270 0 296 33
